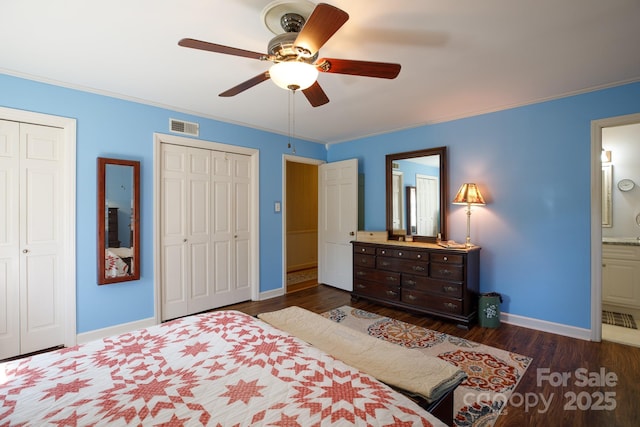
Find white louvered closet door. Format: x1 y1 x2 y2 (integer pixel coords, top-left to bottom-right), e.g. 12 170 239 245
0 120 65 359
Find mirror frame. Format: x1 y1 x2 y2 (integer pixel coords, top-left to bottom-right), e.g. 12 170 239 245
97 157 141 284
385 146 448 242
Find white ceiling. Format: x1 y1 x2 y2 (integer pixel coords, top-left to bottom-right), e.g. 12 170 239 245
2 0 640 144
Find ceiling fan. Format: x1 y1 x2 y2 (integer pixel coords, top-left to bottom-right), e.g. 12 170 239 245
178 1 401 107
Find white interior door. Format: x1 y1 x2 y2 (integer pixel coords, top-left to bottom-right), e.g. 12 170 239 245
160 144 189 320
160 144 252 320
392 171 404 230
0 120 20 358
211 151 252 307
416 174 438 236
0 120 66 359
318 158 358 291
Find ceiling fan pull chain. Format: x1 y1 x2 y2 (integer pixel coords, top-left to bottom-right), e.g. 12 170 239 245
288 89 297 154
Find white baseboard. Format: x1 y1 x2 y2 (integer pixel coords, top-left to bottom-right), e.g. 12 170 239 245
76 317 157 344
259 287 285 301
501 311 591 341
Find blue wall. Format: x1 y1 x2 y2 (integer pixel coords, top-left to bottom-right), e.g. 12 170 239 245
329 82 640 329
3 72 640 333
0 73 326 333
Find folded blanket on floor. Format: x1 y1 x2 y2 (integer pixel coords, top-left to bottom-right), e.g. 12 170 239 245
258 306 466 403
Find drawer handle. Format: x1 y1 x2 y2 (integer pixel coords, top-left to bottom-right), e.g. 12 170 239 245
381 250 386 254
417 254 421 259
361 248 366 252
438 269 452 276
386 276 398 282
398 252 403 256
443 256 448 261
356 284 366 289
412 265 426 272
356 271 367 276
386 290 398 297
380 261 390 267
407 294 417 301
444 302 458 310
443 286 457 293
406 279 416 286
360 258 369 264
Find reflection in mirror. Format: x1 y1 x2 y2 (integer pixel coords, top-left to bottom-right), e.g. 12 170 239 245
97 157 140 284
386 147 447 242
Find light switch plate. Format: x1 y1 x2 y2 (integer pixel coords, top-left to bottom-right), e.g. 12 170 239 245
274 201 281 213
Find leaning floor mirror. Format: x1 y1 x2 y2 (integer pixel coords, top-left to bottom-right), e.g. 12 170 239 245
97 157 141 284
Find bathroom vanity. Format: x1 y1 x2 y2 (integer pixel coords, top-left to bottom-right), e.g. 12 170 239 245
602 238 640 316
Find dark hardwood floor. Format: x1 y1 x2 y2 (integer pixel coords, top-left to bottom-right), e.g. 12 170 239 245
223 284 640 427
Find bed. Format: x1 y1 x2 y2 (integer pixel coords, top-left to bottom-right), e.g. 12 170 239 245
105 247 133 278
0 310 447 426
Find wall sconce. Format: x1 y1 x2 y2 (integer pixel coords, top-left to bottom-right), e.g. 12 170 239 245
453 183 486 248
601 149 612 163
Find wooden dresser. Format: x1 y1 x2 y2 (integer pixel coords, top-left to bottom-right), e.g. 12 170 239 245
107 207 120 248
352 241 480 328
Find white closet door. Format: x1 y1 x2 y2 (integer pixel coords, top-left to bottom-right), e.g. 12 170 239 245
184 148 215 314
19 123 65 354
161 145 251 320
160 144 189 320
0 120 20 358
211 151 252 306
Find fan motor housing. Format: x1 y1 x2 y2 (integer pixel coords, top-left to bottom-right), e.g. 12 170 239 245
268 32 317 62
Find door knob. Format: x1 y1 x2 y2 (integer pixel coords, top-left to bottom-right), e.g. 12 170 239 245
349 231 355 236
22 249 29 253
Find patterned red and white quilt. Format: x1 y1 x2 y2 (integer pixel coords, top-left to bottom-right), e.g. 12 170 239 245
0 310 443 426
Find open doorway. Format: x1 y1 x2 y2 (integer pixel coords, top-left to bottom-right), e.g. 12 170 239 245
591 113 640 347
283 157 321 293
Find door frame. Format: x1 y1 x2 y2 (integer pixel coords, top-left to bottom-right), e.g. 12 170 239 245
0 106 77 348
153 133 260 324
590 112 640 341
282 154 324 290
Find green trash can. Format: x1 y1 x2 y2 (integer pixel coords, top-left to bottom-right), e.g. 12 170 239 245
479 292 503 328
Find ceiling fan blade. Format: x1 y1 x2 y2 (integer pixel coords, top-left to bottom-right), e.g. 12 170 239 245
179 38 266 60
302 81 330 107
316 58 401 79
219 72 271 97
294 4 349 56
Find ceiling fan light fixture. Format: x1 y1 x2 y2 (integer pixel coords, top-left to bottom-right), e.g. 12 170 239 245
269 61 318 91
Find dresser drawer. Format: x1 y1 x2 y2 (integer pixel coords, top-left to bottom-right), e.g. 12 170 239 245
354 267 401 285
430 262 464 281
377 247 427 261
377 256 429 276
354 244 377 255
402 274 463 298
430 253 464 265
354 280 401 301
354 253 376 268
402 289 463 315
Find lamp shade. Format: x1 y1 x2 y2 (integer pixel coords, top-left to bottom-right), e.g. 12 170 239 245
269 61 319 91
453 183 486 205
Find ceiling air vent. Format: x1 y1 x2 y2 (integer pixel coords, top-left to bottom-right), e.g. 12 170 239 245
170 118 199 136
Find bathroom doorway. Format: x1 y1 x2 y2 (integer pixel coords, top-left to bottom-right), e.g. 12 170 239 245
592 113 640 347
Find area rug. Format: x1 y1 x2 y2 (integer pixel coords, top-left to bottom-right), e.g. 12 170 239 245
602 310 638 329
322 306 532 427
287 267 317 285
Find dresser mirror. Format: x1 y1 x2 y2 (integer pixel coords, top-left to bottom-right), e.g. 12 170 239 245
386 146 447 242
97 157 140 284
